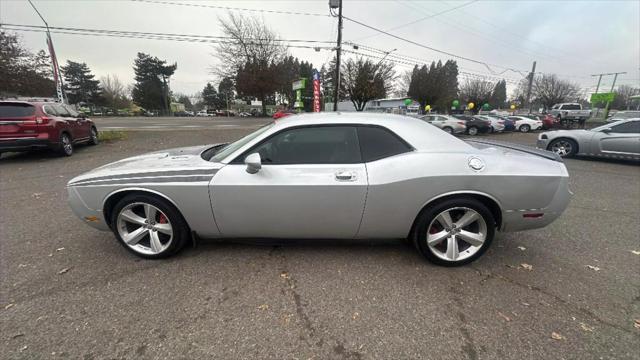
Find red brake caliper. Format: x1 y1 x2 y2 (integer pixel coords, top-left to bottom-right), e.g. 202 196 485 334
158 213 168 224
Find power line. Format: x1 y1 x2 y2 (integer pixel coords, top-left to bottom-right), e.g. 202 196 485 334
351 0 479 42
341 14 528 76
1 23 335 44
131 0 331 17
2 26 334 50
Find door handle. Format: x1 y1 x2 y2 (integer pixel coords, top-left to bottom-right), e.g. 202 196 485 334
335 171 356 181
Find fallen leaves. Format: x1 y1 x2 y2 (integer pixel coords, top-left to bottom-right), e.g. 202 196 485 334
579 323 594 332
4 303 15 310
551 332 565 341
520 263 533 271
31 192 43 199
634 319 640 329
280 271 290 280
58 267 71 275
352 312 360 320
585 265 600 272
497 311 511 322
257 304 269 311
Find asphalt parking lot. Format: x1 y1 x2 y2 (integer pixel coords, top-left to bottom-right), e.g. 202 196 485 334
1 126 639 359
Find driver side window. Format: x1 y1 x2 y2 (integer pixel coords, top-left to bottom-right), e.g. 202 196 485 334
248 126 361 164
610 121 640 134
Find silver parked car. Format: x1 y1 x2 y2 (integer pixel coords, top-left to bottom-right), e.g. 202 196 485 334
68 113 571 266
419 114 466 134
537 119 640 160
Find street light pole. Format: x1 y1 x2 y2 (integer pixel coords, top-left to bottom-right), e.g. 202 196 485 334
331 0 343 112
28 0 65 103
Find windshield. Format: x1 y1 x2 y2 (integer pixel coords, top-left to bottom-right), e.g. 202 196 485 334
210 122 275 162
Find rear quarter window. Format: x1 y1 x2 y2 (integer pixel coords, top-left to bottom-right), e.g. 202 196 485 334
0 103 36 117
357 126 413 162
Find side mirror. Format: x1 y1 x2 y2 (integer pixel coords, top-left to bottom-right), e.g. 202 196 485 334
244 153 262 174
601 128 612 134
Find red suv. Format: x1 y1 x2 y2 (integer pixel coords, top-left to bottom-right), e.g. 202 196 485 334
0 100 98 157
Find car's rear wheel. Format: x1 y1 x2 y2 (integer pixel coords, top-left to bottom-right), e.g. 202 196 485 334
89 127 99 145
548 138 577 158
442 126 453 134
110 194 189 259
467 126 479 136
413 198 495 266
519 124 531 133
58 133 73 156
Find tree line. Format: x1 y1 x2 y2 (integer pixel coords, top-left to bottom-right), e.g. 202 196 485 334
2 26 639 115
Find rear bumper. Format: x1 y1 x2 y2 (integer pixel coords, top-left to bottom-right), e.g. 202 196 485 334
501 176 572 232
0 137 53 152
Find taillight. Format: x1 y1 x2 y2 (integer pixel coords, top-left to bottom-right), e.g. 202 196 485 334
36 116 51 124
457 121 465 125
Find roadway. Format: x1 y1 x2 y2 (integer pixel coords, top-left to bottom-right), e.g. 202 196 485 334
92 116 271 131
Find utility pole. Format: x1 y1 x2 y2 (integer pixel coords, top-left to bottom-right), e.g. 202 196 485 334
590 72 626 119
330 0 343 111
524 61 536 114
28 0 65 103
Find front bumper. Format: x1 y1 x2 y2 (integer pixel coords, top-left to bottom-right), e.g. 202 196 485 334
67 186 110 231
536 138 549 150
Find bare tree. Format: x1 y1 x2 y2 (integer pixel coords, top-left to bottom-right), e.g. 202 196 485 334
100 74 130 109
459 79 494 111
533 74 579 109
392 70 412 98
611 84 640 110
214 13 286 78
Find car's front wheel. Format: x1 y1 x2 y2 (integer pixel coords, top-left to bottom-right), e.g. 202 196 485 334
110 194 189 259
548 138 577 158
519 124 531 133
467 126 479 136
442 126 453 134
413 197 495 266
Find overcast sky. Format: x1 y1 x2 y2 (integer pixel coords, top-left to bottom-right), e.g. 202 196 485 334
1 0 639 97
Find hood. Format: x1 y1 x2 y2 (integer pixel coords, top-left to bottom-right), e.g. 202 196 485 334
67 144 224 186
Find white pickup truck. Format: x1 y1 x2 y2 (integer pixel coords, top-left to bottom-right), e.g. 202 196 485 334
548 103 591 122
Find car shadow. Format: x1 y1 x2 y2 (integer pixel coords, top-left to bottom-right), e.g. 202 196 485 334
569 155 639 166
0 145 92 164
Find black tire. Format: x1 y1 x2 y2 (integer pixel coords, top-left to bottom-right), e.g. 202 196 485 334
519 124 531 133
110 193 189 259
442 126 453 134
467 126 479 136
412 197 495 267
89 126 99 145
58 132 73 156
547 138 578 158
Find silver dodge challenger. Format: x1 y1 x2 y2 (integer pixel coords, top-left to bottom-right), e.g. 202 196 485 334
68 113 571 266
537 119 640 160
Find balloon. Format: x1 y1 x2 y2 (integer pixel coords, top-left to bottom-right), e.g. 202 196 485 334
425 105 431 111
452 100 460 107
510 104 516 110
468 102 475 110
404 99 412 106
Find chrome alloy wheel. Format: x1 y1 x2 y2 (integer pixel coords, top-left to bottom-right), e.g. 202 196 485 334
550 140 573 157
426 207 487 262
116 202 173 255
62 134 72 155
